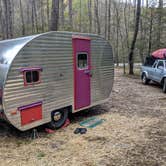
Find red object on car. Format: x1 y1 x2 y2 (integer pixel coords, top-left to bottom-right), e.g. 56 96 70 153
152 48 166 59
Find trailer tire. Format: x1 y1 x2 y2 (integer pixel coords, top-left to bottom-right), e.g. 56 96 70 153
162 78 166 93
47 108 69 130
142 73 150 85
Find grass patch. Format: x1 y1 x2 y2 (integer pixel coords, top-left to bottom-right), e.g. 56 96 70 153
37 151 46 159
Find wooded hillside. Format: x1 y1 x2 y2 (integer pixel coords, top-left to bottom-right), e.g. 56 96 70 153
0 0 165 67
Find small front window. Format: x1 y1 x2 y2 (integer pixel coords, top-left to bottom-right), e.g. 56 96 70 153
22 69 41 86
32 71 39 82
26 71 32 83
77 53 88 69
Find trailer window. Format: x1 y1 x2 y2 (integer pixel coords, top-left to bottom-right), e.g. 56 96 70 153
77 53 88 69
24 70 41 86
32 71 40 82
26 71 32 83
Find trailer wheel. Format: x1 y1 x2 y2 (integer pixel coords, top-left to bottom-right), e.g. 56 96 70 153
48 108 68 130
142 73 150 85
162 78 166 93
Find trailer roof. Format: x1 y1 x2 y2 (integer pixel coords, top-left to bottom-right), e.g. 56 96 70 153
0 31 101 66
0 34 39 65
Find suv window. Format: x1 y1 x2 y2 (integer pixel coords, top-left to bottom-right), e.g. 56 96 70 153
157 61 164 68
153 62 157 68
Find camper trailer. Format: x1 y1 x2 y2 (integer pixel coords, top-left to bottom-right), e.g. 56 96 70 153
0 31 114 131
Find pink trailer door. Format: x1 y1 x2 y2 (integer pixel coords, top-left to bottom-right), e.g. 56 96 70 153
72 36 91 110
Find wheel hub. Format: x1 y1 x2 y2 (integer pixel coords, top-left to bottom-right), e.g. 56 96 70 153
53 112 62 121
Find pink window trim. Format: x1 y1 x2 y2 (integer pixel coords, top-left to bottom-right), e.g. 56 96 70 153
72 35 91 41
20 67 43 72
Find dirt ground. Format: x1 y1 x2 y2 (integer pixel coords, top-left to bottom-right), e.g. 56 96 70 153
0 69 165 166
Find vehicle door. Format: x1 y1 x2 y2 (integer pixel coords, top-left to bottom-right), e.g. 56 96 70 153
149 61 158 80
155 61 164 82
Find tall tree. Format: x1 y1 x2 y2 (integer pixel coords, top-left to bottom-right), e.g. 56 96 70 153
156 0 163 48
2 0 13 39
50 0 59 31
68 0 73 29
87 0 92 33
104 0 108 38
40 0 45 32
47 0 50 29
107 0 111 40
79 0 82 32
128 0 141 74
0 0 5 39
60 0 64 29
148 7 153 56
94 0 101 34
20 0 25 35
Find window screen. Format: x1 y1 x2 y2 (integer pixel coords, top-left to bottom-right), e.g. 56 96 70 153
26 71 32 83
25 70 40 85
32 71 39 82
77 53 88 69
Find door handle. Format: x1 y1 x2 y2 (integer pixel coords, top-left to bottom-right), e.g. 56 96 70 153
84 70 93 77
84 70 90 74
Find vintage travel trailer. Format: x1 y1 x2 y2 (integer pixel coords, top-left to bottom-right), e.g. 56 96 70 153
0 31 114 131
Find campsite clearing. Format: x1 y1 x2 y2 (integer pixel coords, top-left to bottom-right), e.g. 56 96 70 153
0 69 165 166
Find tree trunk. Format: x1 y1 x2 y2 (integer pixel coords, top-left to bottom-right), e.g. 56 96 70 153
68 0 73 29
94 0 100 34
139 19 144 64
104 0 107 38
124 0 129 51
79 0 82 32
31 0 35 33
107 0 111 40
87 0 92 33
40 0 45 32
2 0 14 39
148 8 153 56
128 0 141 75
156 0 163 48
47 0 50 29
50 0 59 31
60 0 64 29
20 0 25 35
26 1 31 34
33 0 39 33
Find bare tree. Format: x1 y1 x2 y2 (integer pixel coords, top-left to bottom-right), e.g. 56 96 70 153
128 0 141 75
2 0 13 38
156 0 163 48
104 0 108 38
79 0 82 32
50 0 59 31
68 0 73 29
148 7 153 56
47 0 50 29
107 0 111 40
60 0 65 29
0 0 5 39
94 0 101 34
40 0 45 32
33 0 39 33
88 0 92 33
20 0 25 35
